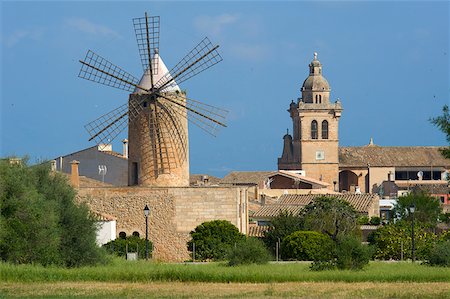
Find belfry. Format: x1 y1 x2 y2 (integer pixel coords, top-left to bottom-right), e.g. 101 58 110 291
278 53 342 190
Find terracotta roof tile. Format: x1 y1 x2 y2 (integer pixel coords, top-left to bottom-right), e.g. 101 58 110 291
247 225 270 237
253 193 378 218
339 146 450 168
221 171 275 185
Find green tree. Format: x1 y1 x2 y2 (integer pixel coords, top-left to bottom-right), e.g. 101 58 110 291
187 220 244 261
369 221 437 260
300 197 359 242
263 211 303 254
430 105 450 159
0 159 105 267
393 192 442 228
282 231 335 261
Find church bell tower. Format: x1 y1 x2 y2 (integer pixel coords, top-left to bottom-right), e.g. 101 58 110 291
278 53 342 189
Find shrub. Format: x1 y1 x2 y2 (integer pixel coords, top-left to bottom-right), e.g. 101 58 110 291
310 260 336 271
103 236 152 259
263 211 303 255
187 220 244 261
426 240 450 267
336 235 371 270
357 216 369 225
282 231 335 261
227 237 272 266
369 216 381 226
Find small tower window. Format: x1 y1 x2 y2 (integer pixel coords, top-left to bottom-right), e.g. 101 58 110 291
322 120 329 139
311 120 318 139
319 95 322 103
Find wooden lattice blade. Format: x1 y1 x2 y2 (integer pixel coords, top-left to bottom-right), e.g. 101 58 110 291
79 50 146 93
157 93 228 137
154 37 222 92
133 13 160 78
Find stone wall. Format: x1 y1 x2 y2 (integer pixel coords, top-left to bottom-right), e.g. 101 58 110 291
76 186 248 262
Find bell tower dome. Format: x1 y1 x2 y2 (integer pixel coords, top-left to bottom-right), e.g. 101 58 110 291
301 52 331 104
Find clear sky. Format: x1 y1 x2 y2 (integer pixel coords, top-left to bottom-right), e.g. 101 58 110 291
1 1 449 178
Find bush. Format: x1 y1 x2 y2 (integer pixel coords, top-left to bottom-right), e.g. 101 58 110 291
369 216 381 226
187 220 245 261
336 235 371 270
103 236 152 259
227 237 272 266
426 240 450 267
357 216 369 225
310 260 336 271
282 231 335 261
263 211 303 255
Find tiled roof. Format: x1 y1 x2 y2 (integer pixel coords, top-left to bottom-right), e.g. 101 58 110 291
339 146 450 168
221 171 275 185
190 174 222 186
91 210 117 221
412 184 449 195
247 225 270 237
276 170 330 187
253 193 378 218
253 204 305 218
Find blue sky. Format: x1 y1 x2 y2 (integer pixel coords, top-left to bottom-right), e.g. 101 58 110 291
1 1 449 177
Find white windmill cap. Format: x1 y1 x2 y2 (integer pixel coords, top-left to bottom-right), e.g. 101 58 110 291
134 52 180 94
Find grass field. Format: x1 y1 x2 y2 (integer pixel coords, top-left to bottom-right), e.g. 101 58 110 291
1 260 449 298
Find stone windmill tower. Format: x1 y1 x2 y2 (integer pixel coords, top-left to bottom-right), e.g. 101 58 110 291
78 13 228 187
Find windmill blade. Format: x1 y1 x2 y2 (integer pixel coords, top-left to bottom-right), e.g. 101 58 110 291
84 99 142 145
157 93 228 136
79 50 147 93
133 13 160 78
154 37 222 92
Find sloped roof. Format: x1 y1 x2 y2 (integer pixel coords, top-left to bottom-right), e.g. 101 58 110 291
339 146 450 168
247 225 270 237
276 170 330 187
253 193 378 218
253 204 305 218
221 171 275 185
189 174 222 186
412 184 450 195
91 210 117 221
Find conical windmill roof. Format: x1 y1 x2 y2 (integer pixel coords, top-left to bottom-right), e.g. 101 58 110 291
134 53 180 94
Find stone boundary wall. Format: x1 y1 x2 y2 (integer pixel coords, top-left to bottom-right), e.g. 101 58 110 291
76 186 248 262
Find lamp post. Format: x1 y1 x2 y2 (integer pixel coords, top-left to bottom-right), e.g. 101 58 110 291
144 204 150 260
409 204 415 263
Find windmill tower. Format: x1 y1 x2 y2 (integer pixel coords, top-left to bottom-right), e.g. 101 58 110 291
78 13 227 187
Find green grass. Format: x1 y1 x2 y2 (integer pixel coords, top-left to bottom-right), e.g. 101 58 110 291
1 259 449 283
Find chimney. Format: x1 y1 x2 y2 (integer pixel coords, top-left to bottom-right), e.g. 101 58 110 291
122 139 128 159
70 160 80 188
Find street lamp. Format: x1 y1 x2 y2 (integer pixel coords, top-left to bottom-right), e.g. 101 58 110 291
409 204 415 263
144 204 150 260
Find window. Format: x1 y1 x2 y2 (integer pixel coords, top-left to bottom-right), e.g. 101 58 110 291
132 231 140 237
322 120 328 139
319 95 322 103
311 120 318 139
315 95 318 103
119 231 127 240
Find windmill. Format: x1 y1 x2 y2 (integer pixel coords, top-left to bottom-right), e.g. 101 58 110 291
78 13 228 187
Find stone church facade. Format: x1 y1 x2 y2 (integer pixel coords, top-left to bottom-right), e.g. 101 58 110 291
278 53 450 195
